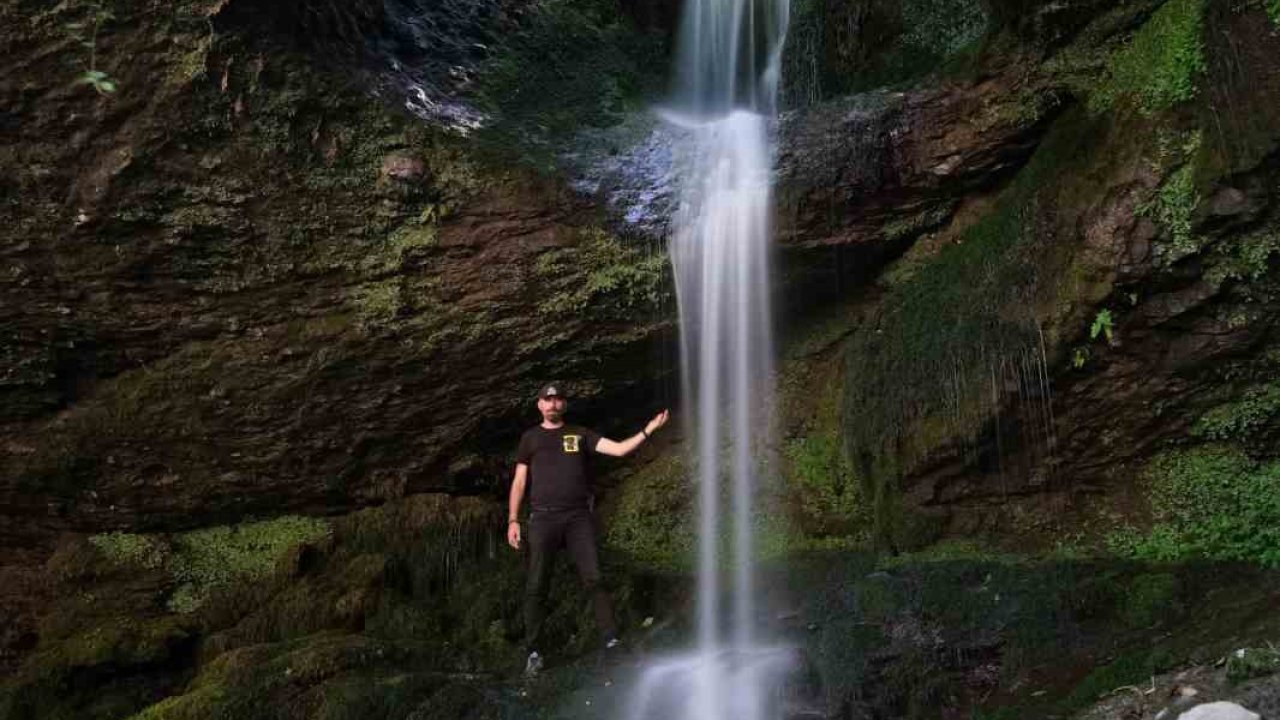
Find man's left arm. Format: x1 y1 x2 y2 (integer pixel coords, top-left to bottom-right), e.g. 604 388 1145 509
594 410 670 457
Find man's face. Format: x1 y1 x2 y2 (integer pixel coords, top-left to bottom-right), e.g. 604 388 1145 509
538 396 566 422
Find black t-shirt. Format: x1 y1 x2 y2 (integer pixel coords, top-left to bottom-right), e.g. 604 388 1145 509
515 424 603 510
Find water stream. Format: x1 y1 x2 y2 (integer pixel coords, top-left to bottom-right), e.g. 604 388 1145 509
626 0 791 718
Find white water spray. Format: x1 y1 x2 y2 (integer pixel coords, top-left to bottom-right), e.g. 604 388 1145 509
627 0 790 718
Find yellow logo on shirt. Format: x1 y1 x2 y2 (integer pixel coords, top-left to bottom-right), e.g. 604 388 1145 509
563 435 581 453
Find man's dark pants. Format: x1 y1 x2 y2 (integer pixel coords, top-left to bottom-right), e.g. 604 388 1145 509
523 506 616 652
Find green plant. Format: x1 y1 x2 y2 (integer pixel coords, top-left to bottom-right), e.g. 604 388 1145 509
1269 0 1280 27
1192 383 1280 443
1107 446 1280 566
1089 0 1207 114
1072 346 1090 369
1206 227 1280 289
1139 132 1204 264
69 1 119 94
1090 308 1115 344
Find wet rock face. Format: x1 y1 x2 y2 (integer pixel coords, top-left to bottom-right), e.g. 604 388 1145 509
774 78 1060 249
0 0 674 557
756 0 1280 549
364 0 505 131
568 67 1059 247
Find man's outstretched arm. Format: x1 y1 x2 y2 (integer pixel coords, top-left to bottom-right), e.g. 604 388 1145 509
595 410 670 457
507 463 528 549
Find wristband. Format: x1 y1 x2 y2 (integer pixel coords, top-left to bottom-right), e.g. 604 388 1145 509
508 519 519 525
641 428 649 439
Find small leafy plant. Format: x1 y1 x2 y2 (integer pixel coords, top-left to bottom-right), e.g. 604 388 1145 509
68 1 119 95
1090 309 1115 345
77 69 118 95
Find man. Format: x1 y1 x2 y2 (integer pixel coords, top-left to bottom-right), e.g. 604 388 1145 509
507 382 669 678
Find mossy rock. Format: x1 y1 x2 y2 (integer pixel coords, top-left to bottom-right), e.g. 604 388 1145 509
783 0 989 106
1088 0 1208 115
603 453 695 570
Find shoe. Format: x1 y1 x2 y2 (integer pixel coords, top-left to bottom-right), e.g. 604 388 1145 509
599 637 627 683
524 651 543 678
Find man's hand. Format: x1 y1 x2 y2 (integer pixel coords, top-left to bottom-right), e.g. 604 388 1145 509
596 410 673 457
645 409 670 436
507 521 521 550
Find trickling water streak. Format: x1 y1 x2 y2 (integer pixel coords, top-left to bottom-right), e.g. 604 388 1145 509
1036 322 1059 470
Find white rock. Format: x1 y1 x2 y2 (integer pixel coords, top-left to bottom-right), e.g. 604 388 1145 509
1177 701 1260 720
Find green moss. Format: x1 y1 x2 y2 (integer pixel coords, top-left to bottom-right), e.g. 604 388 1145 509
605 454 695 569
785 434 864 536
122 633 421 720
841 110 1097 548
534 228 670 319
1089 0 1207 115
2 614 192 720
880 208 950 245
903 0 988 56
166 30 212 87
89 531 169 570
1119 572 1177 627
1058 649 1170 714
1108 445 1280 566
168 516 331 613
782 355 870 543
45 618 188 670
350 280 404 328
877 538 1023 567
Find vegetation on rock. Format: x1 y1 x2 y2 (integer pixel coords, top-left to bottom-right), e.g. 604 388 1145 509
1089 0 1208 114
605 453 695 569
534 229 671 320
1141 130 1206 264
782 0 988 106
1108 445 1280 566
474 0 667 165
1192 383 1280 446
838 107 1102 548
166 516 332 613
4 0 1280 718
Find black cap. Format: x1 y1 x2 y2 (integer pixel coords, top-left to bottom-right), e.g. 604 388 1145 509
537 383 566 400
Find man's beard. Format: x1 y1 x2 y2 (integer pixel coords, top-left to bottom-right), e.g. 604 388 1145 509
545 410 563 422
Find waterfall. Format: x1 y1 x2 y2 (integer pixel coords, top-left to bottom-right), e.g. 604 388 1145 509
627 0 791 718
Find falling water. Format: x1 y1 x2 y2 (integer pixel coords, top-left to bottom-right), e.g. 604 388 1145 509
627 0 791 718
